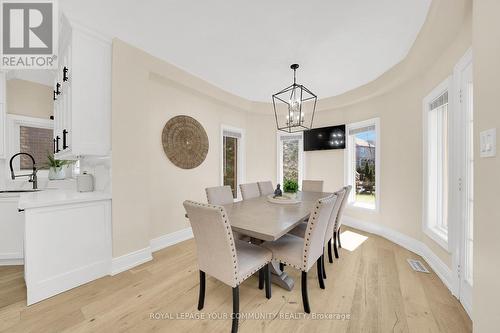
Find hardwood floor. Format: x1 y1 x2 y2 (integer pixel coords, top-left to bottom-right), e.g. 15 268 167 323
0 228 471 333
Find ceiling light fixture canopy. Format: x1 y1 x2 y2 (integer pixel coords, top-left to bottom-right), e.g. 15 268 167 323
272 64 317 133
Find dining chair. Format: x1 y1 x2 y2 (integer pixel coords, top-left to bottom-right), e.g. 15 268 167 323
240 183 260 200
332 185 352 260
288 188 345 279
302 180 324 192
206 185 249 242
261 194 337 313
257 181 274 196
184 201 272 333
206 185 234 205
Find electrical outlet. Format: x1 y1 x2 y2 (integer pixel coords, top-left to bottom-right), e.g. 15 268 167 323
480 128 496 158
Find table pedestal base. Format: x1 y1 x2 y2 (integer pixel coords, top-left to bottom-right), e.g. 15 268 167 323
270 260 294 291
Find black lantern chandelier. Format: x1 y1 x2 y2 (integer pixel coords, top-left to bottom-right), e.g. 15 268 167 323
272 64 317 133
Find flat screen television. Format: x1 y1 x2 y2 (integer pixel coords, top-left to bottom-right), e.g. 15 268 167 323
304 125 346 151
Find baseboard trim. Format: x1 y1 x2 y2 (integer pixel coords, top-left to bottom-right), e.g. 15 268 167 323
110 228 193 276
150 227 193 253
0 258 24 266
343 216 455 295
110 247 152 276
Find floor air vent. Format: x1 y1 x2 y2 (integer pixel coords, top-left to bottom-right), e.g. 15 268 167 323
407 259 430 273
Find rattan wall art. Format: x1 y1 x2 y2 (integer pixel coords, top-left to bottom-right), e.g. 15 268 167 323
161 115 209 169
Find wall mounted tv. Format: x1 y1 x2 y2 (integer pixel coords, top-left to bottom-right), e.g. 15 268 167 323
304 125 346 151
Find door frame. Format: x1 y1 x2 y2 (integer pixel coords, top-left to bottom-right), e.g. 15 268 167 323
450 48 473 317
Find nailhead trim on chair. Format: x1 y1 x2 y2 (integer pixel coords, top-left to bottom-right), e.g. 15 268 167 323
186 200 272 287
333 185 351 234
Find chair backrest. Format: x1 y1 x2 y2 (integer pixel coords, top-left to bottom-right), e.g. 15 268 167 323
258 181 274 196
205 185 234 205
334 185 352 232
183 200 239 287
302 194 337 271
302 180 324 192
324 188 346 246
240 183 260 200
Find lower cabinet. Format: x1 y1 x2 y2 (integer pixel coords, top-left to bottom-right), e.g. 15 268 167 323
24 199 112 305
0 197 24 265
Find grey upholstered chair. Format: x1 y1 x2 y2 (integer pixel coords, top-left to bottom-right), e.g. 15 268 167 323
240 183 260 200
206 185 234 205
332 185 352 259
288 188 345 278
206 185 249 242
257 181 274 196
262 194 337 313
302 180 324 192
184 201 272 333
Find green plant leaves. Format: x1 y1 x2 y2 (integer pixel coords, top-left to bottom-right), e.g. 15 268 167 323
283 179 299 193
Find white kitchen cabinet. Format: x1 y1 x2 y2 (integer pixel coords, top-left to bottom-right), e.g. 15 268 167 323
0 196 24 265
53 16 111 158
0 71 6 159
22 196 112 305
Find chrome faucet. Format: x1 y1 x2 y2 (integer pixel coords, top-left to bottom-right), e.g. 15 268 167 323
9 153 38 190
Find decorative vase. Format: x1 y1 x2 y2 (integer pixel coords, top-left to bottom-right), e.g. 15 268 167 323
284 192 297 199
48 167 65 180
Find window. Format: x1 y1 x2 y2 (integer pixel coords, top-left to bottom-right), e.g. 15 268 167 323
221 126 245 199
277 132 303 187
423 78 450 249
19 126 53 169
8 115 53 173
345 118 379 210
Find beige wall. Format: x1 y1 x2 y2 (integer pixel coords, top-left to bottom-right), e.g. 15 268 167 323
472 0 500 331
7 79 53 118
112 40 276 257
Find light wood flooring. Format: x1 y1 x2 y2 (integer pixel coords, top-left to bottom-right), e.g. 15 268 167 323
0 227 472 332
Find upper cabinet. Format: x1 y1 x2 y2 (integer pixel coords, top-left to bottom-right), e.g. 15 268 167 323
53 16 111 158
0 71 5 159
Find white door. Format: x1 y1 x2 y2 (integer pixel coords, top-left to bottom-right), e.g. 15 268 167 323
456 58 473 315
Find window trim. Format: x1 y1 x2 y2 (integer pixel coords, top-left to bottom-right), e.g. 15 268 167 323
7 114 53 179
422 77 452 252
276 131 304 189
220 124 245 201
344 118 380 212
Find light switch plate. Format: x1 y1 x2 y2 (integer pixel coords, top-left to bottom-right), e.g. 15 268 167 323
480 128 496 158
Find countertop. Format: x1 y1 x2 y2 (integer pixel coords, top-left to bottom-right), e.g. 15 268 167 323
18 190 112 210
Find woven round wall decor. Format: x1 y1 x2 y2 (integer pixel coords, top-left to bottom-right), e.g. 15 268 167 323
161 115 209 169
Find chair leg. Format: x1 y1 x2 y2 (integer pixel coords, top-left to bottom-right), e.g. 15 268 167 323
258 267 264 290
279 263 285 271
301 271 311 313
317 257 325 289
322 253 327 279
232 286 239 333
198 271 206 310
328 238 333 263
333 232 339 259
265 263 271 299
338 227 342 248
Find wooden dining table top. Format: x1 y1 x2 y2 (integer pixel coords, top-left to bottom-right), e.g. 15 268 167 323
223 191 333 241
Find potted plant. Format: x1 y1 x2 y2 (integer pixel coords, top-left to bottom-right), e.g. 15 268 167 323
283 179 299 199
46 153 74 180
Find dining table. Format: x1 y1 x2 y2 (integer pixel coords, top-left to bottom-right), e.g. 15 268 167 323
222 191 333 291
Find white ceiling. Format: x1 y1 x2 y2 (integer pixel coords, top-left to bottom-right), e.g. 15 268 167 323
61 0 431 102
